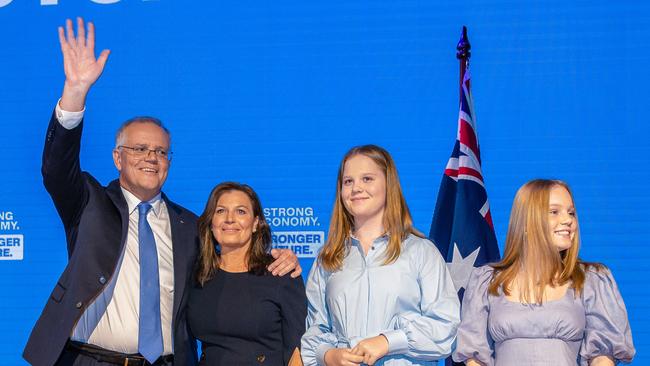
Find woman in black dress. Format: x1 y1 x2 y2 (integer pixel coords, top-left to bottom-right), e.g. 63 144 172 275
187 182 307 365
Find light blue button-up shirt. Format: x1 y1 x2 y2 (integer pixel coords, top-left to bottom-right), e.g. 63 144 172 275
301 234 460 365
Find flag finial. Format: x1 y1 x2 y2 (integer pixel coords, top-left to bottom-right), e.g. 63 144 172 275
456 26 471 61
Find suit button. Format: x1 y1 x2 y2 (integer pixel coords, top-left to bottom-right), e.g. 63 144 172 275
257 355 265 363
75 301 83 309
99 276 106 284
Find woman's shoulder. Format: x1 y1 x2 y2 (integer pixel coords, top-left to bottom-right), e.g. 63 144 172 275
467 264 496 289
580 262 616 290
402 234 447 261
473 264 496 276
258 264 305 288
272 271 305 285
460 265 496 306
403 233 439 251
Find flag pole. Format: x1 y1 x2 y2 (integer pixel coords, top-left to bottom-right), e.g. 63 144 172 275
456 26 471 102
431 27 500 364
447 25 472 366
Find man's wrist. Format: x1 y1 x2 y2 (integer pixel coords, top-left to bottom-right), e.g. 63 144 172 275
60 83 91 112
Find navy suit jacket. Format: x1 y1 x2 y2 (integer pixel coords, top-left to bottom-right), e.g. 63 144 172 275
23 112 199 366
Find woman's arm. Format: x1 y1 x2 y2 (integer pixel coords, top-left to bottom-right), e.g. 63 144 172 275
280 275 308 365
379 240 461 360
452 265 496 366
301 263 340 366
579 267 635 366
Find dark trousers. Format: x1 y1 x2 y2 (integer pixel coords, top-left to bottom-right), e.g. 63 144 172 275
55 343 174 366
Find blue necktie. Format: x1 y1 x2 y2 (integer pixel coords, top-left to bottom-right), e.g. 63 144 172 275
137 202 163 363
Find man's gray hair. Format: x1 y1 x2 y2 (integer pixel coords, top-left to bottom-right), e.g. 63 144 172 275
114 116 171 148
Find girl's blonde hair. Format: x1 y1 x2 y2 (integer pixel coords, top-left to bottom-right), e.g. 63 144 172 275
318 145 423 271
489 179 600 303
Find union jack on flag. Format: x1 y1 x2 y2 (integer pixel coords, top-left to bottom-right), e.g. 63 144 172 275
429 64 500 295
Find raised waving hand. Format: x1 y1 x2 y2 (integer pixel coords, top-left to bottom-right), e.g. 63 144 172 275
58 17 110 112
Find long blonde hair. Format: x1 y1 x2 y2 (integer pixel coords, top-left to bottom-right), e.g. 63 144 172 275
319 145 423 271
489 179 600 303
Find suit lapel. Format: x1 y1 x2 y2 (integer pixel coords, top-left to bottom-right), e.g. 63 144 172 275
164 195 191 327
106 179 130 257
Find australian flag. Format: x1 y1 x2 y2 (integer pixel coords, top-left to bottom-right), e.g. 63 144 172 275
429 64 500 300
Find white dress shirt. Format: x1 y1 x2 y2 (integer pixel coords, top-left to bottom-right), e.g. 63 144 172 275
57 101 175 355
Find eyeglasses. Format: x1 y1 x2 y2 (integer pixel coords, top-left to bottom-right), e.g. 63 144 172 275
118 145 173 161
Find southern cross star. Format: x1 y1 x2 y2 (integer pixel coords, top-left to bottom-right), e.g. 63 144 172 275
446 243 480 292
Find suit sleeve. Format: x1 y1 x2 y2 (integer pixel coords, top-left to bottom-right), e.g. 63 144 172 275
42 109 89 254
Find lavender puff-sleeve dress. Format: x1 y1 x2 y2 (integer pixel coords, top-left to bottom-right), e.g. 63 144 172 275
452 265 635 366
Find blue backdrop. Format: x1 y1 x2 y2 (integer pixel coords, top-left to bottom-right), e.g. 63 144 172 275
0 1 648 365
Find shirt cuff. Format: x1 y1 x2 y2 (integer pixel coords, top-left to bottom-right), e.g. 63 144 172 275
316 344 333 366
55 99 85 130
347 336 363 349
382 329 409 355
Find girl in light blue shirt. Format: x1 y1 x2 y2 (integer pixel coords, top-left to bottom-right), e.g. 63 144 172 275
301 145 460 366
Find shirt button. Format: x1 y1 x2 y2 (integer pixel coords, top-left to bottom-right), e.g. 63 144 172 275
371 246 375 250
99 276 106 284
75 301 83 309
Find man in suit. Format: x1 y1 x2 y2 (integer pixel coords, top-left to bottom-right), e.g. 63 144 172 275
24 18 300 366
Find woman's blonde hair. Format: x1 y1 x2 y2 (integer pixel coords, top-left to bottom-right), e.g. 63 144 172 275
318 145 423 271
489 179 600 303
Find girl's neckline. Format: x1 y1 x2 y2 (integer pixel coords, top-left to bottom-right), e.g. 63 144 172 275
501 286 573 306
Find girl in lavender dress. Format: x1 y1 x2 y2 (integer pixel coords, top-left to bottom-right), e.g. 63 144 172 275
453 179 635 366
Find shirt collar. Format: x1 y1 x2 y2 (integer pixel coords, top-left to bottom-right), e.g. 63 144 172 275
349 232 390 247
121 187 163 217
